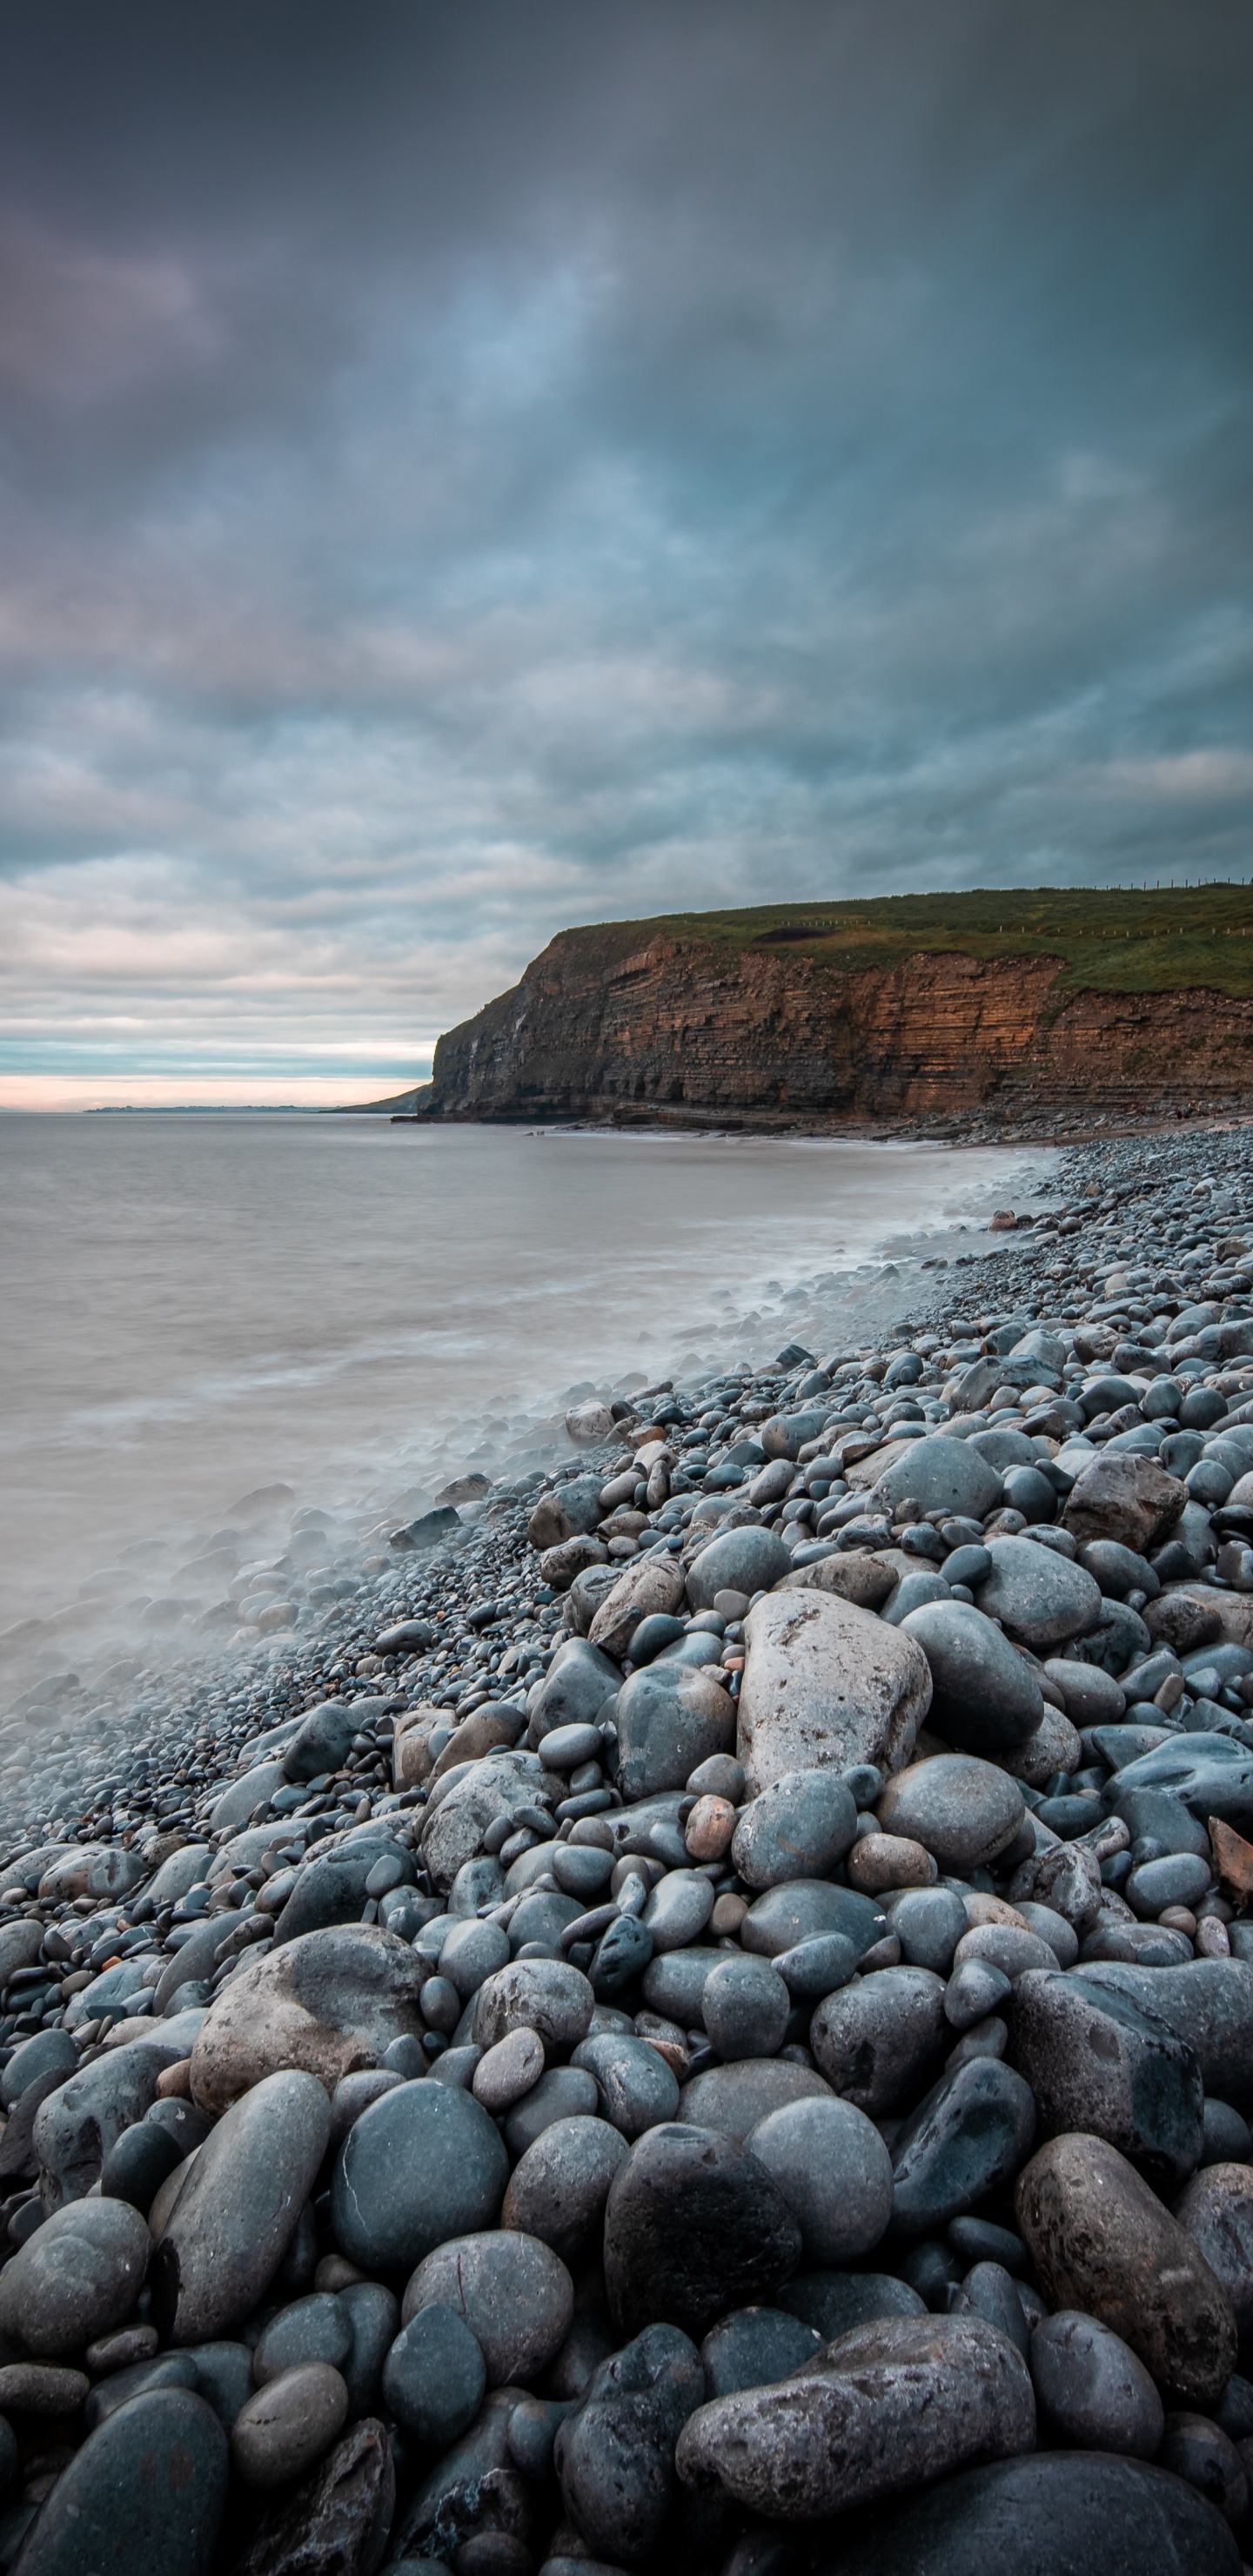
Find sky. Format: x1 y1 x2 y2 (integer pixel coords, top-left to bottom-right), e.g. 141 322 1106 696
1 1 1251 1107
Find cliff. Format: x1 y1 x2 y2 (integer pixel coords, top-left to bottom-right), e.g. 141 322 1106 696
425 890 1253 1128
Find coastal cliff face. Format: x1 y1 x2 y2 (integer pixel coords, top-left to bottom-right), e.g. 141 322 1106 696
427 927 1253 1124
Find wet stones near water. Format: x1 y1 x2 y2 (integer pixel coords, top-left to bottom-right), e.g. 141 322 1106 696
1009 1970 1204 2184
737 1592 931 1794
890 2059 1038 2237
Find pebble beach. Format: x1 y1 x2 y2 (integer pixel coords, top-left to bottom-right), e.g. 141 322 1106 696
2 1121 1253 2576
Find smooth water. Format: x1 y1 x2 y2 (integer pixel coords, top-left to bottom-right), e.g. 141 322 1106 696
0 1114 1046 1632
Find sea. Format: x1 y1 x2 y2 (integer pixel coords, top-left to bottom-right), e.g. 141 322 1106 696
0 1113 1050 1640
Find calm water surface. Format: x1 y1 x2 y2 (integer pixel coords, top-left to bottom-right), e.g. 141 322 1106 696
0 1115 1048 1630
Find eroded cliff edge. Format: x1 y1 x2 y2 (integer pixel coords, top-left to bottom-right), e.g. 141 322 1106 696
425 919 1253 1127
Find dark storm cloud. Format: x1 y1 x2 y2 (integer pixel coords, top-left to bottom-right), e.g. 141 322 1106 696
0 0 1250 1093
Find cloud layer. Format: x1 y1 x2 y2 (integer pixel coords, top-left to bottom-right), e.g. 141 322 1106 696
2 0 1251 1101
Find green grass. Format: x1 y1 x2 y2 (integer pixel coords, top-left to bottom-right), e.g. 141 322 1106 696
553 885 1253 997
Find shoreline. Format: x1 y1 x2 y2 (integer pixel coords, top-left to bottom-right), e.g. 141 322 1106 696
0 1115 1250 2566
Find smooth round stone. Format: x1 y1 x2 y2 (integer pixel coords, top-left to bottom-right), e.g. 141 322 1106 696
1160 2411 1249 2522
630 1613 687 1663
877 1434 1002 1521
1127 1853 1211 1917
614 1664 735 1800
831 2452 1243 2576
954 1924 1061 1981
419 1972 461 2033
731 1769 858 1891
702 1956 790 2061
252 2292 352 2386
876 1755 1026 1871
539 1721 605 1770
501 2115 630 2261
887 1888 968 1975
381 2301 486 2445
883 1568 952 1623
472 1959 594 2055
891 2057 1036 2237
1029 2310 1164 2455
1014 1902 1079 1969
553 1843 615 1900
700 2304 823 2398
943 1543 992 1589
1017 2131 1237 2406
779 2269 926 2338
848 1830 937 1893
472 2024 545 2112
678 2059 833 2142
740 1879 887 1962
641 1948 720 2028
503 2064 600 2155
688 1754 747 1801
772 1933 858 2000
1202 2100 1252 2165
84 2355 201 2430
1174 2163 1253 2335
945 1957 1013 2029
439 1916 511 2002
283 1701 358 1781
811 1967 948 2116
9 2386 228 2576
603 2122 802 2338
152 2070 331 2346
328 2068 404 2147
1 2028 76 2108
642 1869 715 1952
99 2121 183 2216
901 1600 1044 1752
554 2319 706 2563
334 2279 399 2415
231 2361 348 2489
747 2096 892 2263
571 2033 680 2137
973 1537 1101 1647
402 2229 573 2385
172 2343 253 2429
591 1913 654 1996
0 2196 151 2358
331 2077 508 2274
685 1526 792 1608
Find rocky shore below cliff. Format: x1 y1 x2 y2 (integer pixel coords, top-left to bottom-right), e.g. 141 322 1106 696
1 1125 1253 2574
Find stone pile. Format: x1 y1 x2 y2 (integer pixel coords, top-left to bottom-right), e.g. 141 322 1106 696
0 1130 1251 2573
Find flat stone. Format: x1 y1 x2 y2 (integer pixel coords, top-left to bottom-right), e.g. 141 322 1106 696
737 1593 931 1795
473 1959 595 2056
778 1551 896 1609
674 2311 1034 2519
772 1931 859 1998
230 2419 396 2576
615 1664 735 1800
439 1915 511 2001
9 2386 228 2576
746 2096 892 2264
891 2058 1037 2237
1062 1453 1188 1553
731 1768 858 1890
1015 2131 1237 2404
900 1602 1044 1754
1173 2162 1253 2336
586 1554 687 1660
0 2195 150 2358
876 1754 1025 1870
740 1878 887 1962
1009 1969 1203 2184
1029 2309 1164 2456
472 2025 546 2113
0 2361 89 2415
700 2304 824 2398
331 2076 508 2274
402 2229 573 2384
382 2301 486 2445
231 2361 348 2490
555 2322 705 2565
152 2070 330 2345
189 1925 426 2113
832 2452 1243 2576
677 2059 833 2141
810 1967 948 2116
641 1869 715 1951
873 1436 1003 1521
501 2115 630 2261
603 2122 802 2339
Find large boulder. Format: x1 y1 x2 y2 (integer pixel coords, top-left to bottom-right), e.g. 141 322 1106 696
188 1926 426 2114
737 1592 931 1794
830 2453 1242 2576
675 2311 1034 2519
